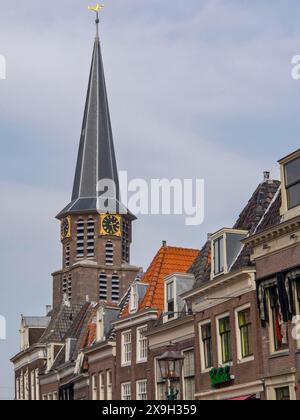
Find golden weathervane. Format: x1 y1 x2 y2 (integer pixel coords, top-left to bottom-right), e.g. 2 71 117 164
88 4 104 35
88 4 104 14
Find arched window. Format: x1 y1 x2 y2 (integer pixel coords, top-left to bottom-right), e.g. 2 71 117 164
105 241 114 265
112 274 120 303
99 273 107 301
87 218 95 257
76 219 85 258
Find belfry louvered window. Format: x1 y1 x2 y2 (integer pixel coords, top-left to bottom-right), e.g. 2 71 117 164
76 220 85 258
67 274 72 301
99 273 107 301
122 220 130 263
105 241 114 265
62 275 67 296
65 243 70 268
111 274 120 303
63 275 72 301
87 219 95 257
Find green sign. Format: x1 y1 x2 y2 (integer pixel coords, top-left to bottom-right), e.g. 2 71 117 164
209 366 232 388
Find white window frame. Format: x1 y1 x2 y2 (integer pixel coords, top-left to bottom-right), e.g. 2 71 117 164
155 357 166 400
267 286 289 355
129 284 138 314
92 374 98 400
99 372 105 400
198 319 213 373
235 304 254 364
216 312 232 367
96 308 105 342
136 380 147 400
30 370 35 400
107 370 112 401
212 235 225 278
164 279 178 323
16 377 20 401
121 330 132 366
121 382 131 401
136 325 148 363
35 369 40 400
24 369 29 400
182 348 195 401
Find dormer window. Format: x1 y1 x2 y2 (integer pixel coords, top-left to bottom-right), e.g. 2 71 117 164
129 285 138 314
211 229 248 280
285 156 300 210
166 282 175 319
213 236 224 276
96 308 104 342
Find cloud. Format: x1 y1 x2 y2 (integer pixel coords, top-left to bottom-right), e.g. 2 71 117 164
0 0 298 398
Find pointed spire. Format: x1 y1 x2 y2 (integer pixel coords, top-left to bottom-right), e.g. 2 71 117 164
57 9 123 219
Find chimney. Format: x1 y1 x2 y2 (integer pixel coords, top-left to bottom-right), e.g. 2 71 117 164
45 305 52 315
162 240 167 248
207 233 213 241
263 171 270 182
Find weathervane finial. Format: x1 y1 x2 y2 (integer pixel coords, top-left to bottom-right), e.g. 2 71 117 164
88 4 104 37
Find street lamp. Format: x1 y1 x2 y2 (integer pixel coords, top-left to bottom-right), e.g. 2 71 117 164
157 344 184 400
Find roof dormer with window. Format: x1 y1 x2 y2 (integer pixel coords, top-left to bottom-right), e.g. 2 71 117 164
279 149 300 221
210 229 248 280
163 273 195 323
129 282 148 315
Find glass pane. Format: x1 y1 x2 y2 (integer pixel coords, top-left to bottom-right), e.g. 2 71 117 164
214 239 219 274
167 283 174 301
219 237 224 272
276 387 290 401
285 157 300 187
287 183 300 209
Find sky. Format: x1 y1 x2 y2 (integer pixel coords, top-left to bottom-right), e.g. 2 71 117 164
1 0 300 399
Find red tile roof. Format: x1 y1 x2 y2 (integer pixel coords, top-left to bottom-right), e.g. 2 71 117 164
122 246 199 318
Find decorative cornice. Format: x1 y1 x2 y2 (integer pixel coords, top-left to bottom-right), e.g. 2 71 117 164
244 215 300 248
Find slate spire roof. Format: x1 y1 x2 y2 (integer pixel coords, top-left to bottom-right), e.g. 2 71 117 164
57 30 120 218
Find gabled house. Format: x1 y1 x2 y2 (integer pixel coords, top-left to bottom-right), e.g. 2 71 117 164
11 315 50 400
181 173 280 400
112 243 199 401
244 149 300 400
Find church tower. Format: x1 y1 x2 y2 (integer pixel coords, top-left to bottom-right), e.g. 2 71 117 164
52 12 140 309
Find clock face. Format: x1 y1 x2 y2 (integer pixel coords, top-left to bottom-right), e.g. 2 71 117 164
101 215 121 236
61 218 70 240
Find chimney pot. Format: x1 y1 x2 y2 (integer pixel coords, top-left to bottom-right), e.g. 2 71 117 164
264 171 270 181
162 241 167 247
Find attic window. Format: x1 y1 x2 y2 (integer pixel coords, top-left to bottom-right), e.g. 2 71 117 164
285 157 300 209
166 281 175 320
129 285 138 313
210 229 248 280
213 236 224 276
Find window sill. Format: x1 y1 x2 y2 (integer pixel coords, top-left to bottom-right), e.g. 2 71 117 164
201 367 213 374
269 350 289 359
121 363 132 368
237 355 254 364
218 361 233 368
136 359 147 364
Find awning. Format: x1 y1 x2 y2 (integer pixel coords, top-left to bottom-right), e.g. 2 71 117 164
228 395 256 401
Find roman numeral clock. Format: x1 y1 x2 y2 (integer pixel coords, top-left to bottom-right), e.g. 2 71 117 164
100 214 122 237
